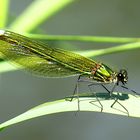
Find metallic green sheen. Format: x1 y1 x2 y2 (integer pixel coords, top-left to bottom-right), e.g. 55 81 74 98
0 30 116 82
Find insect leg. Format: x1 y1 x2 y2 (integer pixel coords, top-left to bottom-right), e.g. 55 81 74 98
108 84 129 116
121 85 139 97
88 82 118 112
65 75 96 102
87 83 103 112
110 93 129 116
66 75 81 102
65 75 84 112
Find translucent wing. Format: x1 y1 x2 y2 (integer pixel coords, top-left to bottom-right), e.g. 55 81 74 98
0 30 97 77
0 41 79 77
14 55 80 77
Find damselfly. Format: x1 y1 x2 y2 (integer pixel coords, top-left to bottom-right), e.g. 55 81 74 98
0 30 138 115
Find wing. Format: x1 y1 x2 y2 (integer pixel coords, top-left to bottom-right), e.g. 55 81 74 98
0 30 97 77
16 55 79 77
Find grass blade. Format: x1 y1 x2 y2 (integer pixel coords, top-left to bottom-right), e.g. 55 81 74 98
9 0 74 32
77 42 140 57
25 33 140 43
0 0 9 28
0 93 140 131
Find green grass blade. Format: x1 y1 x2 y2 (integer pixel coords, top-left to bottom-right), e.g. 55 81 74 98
77 42 140 57
0 61 18 73
0 0 9 28
25 33 140 43
9 0 74 32
0 93 140 130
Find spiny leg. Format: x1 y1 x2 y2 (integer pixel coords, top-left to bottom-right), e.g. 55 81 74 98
72 76 105 112
66 75 98 102
110 84 140 116
65 75 81 102
73 81 111 112
65 75 83 113
74 80 106 112
121 85 139 97
107 84 129 116
66 75 106 112
98 84 129 116
88 83 103 112
73 81 81 115
110 93 129 116
88 82 117 112
87 82 129 115
76 80 80 112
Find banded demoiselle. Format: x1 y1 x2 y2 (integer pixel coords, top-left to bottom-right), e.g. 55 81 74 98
0 30 138 115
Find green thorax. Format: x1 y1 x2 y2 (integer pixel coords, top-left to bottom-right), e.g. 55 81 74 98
90 63 117 83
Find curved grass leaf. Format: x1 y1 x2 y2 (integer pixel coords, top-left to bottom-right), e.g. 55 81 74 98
0 93 140 131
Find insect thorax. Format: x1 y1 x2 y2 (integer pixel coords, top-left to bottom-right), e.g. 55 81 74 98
90 63 117 83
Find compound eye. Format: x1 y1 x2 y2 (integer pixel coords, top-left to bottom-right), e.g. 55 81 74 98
117 69 128 84
118 73 124 79
118 73 122 77
123 73 126 78
121 69 127 75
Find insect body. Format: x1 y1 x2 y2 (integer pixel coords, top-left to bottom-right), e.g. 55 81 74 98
0 30 137 115
0 30 127 84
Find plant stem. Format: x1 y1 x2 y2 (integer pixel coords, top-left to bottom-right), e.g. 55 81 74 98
26 33 140 43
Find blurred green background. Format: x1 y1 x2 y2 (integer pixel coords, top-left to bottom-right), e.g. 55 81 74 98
0 0 140 140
